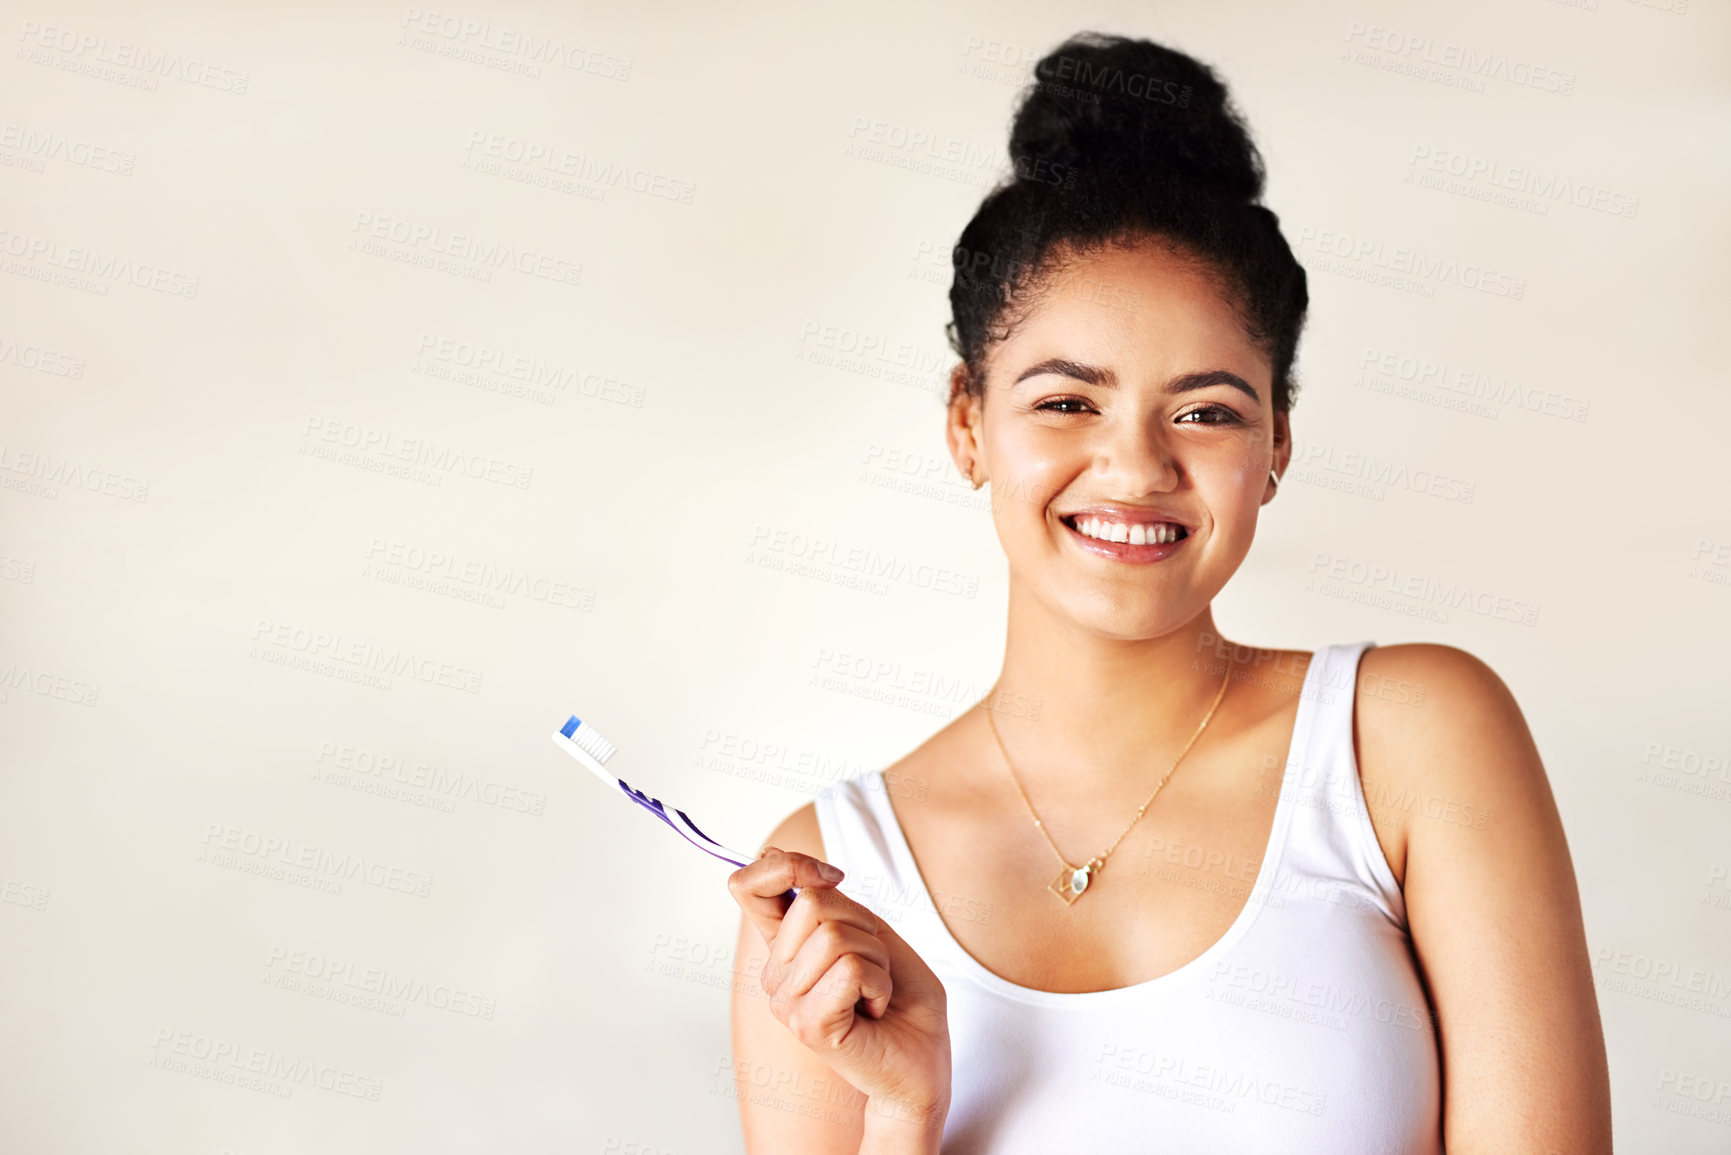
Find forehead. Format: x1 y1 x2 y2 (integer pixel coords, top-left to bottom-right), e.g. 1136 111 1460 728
992 239 1271 390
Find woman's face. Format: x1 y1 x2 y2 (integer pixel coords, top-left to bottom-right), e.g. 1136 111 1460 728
946 238 1289 640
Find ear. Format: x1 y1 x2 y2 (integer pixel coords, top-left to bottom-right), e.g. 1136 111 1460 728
1263 408 1292 505
944 363 984 482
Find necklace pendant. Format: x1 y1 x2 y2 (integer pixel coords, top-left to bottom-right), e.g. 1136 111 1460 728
1049 861 1096 906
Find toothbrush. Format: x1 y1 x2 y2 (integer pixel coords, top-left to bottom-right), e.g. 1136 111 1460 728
551 716 795 897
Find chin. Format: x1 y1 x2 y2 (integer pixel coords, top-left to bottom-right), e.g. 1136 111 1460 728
1045 583 1202 642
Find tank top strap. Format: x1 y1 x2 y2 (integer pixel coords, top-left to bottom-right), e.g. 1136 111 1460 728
1269 640 1407 925
812 774 950 940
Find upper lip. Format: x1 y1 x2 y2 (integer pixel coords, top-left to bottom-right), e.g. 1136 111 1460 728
1057 504 1192 531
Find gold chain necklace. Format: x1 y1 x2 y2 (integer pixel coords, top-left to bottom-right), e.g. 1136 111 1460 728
982 668 1232 906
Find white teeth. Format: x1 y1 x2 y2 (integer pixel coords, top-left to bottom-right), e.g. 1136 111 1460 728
1072 518 1183 545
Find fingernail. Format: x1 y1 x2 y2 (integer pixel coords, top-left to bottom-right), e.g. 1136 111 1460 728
758 846 780 859
818 862 844 882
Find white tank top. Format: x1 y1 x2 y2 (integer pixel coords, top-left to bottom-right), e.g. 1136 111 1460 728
814 641 1443 1153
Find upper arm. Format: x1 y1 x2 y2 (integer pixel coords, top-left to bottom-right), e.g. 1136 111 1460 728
729 802 868 1154
1359 644 1611 1154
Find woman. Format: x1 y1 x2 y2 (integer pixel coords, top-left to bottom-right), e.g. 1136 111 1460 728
727 32 1610 1154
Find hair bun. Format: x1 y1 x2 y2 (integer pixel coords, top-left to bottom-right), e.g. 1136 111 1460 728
1009 33 1264 203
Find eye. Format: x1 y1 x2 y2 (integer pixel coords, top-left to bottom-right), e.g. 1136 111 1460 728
1034 396 1094 414
1177 405 1243 426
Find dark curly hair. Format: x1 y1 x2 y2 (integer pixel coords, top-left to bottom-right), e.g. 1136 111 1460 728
945 32 1309 414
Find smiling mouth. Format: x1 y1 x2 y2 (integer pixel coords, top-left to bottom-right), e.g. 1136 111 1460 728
1059 515 1190 546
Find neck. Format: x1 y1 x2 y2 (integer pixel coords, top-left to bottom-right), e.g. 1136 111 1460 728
983 584 1240 792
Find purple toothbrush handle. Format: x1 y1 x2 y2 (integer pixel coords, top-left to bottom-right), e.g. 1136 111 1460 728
614 781 799 902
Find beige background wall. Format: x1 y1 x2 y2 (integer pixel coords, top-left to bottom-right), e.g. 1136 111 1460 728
2 0 1727 1151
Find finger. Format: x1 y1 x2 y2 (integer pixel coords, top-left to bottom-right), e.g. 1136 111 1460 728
779 922 892 1009
769 884 882 971
726 846 845 944
783 954 894 1053
869 917 946 1013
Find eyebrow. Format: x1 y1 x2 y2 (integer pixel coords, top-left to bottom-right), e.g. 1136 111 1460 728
1012 358 1261 404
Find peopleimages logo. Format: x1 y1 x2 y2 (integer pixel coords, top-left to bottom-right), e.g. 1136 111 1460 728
348 211 582 287
746 524 979 599
1288 443 1477 504
15 21 251 93
0 122 136 174
0 334 86 377
0 228 200 298
1292 226 1525 300
1406 145 1639 219
264 945 498 1019
365 538 593 610
0 662 99 706
414 335 646 407
149 1028 383 1100
1342 22 1577 96
201 823 435 897
301 416 533 490
1306 553 1540 627
462 131 695 203
0 442 148 501
1036 52 1194 106
249 619 485 694
398 8 632 79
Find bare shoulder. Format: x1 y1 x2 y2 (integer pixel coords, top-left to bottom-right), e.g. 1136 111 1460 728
1361 639 1512 690
1358 642 1534 750
1354 643 1546 884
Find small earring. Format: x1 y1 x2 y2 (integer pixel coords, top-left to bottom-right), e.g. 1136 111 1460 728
1268 469 1280 490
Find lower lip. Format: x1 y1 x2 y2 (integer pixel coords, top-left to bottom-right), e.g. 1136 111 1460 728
1062 519 1191 563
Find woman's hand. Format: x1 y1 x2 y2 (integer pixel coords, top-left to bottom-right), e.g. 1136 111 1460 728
728 846 952 1132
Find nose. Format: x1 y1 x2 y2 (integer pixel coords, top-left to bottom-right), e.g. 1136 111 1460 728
1091 408 1181 494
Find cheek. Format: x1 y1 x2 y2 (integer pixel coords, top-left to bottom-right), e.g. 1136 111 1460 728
1201 462 1265 542
989 426 1070 515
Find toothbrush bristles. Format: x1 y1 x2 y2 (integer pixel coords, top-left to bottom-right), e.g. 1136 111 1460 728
571 719 617 765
